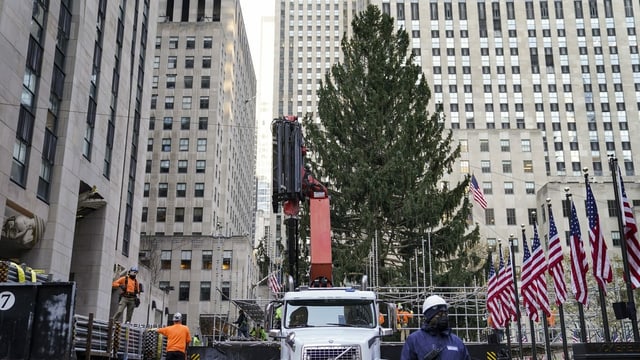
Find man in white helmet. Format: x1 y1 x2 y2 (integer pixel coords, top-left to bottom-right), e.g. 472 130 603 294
149 312 191 360
400 295 470 360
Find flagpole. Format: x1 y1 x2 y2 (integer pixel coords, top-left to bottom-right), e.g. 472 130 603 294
566 188 588 343
547 199 569 360
521 225 538 360
584 169 611 342
508 234 524 359
608 155 640 341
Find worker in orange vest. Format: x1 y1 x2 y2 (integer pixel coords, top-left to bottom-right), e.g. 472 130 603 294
397 304 412 341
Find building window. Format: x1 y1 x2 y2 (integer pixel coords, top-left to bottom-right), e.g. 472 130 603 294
506 208 517 225
202 56 211 68
201 76 210 89
185 56 194 68
523 160 533 173
196 160 206 173
179 138 189 151
607 200 619 217
197 139 207 151
485 208 495 225
143 183 150 197
178 160 187 173
525 182 535 195
202 250 213 269
481 160 491 173
161 251 172 269
480 139 489 152
186 36 195 49
180 116 190 130
521 139 531 152
195 183 205 197
162 138 171 152
612 231 621 246
141 207 148 222
165 96 174 109
160 160 170 173
200 281 211 301
203 37 212 48
169 36 178 48
179 281 190 301
167 56 177 69
504 182 514 194
175 207 185 222
158 183 168 197
184 76 193 88
193 207 203 222
176 183 186 197
199 96 209 109
483 182 492 195
182 96 192 109
147 138 153 151
222 250 232 270
500 139 510 152
502 160 512 173
221 281 230 301
163 117 173 129
157 207 167 222
181 250 192 269
199 117 208 130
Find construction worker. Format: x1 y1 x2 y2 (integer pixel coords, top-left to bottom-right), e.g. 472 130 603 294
234 309 249 338
112 266 143 323
401 295 471 360
397 304 411 341
192 334 202 346
149 312 191 360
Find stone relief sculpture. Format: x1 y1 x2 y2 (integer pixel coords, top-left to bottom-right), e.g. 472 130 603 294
1 214 46 249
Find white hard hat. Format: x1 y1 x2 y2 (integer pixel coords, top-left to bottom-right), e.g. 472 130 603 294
422 295 448 314
173 312 182 321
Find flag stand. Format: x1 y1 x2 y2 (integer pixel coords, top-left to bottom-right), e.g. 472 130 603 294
609 155 640 342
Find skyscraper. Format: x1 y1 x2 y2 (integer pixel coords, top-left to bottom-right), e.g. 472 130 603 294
273 0 640 271
142 0 258 328
0 0 156 320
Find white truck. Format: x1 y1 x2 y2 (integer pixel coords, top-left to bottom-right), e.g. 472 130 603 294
266 276 395 360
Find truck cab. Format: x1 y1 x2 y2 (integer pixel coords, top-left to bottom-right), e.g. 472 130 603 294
266 277 395 360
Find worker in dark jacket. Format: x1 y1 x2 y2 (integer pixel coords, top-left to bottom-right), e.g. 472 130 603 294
401 295 470 360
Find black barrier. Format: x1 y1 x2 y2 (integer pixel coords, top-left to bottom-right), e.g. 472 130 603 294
0 282 75 359
573 342 640 359
187 341 507 360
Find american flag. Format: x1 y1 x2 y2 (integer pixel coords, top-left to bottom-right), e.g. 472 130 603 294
487 255 505 327
569 198 589 306
470 174 488 209
585 180 613 291
547 204 567 305
497 247 518 323
531 223 551 317
268 272 282 294
617 166 640 289
521 229 540 322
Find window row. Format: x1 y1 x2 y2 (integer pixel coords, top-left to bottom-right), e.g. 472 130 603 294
156 280 230 302
142 206 204 222
153 55 212 70
480 181 536 196
149 116 208 131
150 95 211 109
147 138 209 152
156 35 213 50
143 182 205 198
152 74 210 89
145 159 207 173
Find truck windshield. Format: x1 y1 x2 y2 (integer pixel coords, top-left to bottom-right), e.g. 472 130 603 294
285 299 375 328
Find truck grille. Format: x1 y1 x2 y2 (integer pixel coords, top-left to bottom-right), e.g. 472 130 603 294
302 345 362 360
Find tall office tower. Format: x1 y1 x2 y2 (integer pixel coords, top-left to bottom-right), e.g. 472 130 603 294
0 0 156 320
274 0 640 272
142 0 258 328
